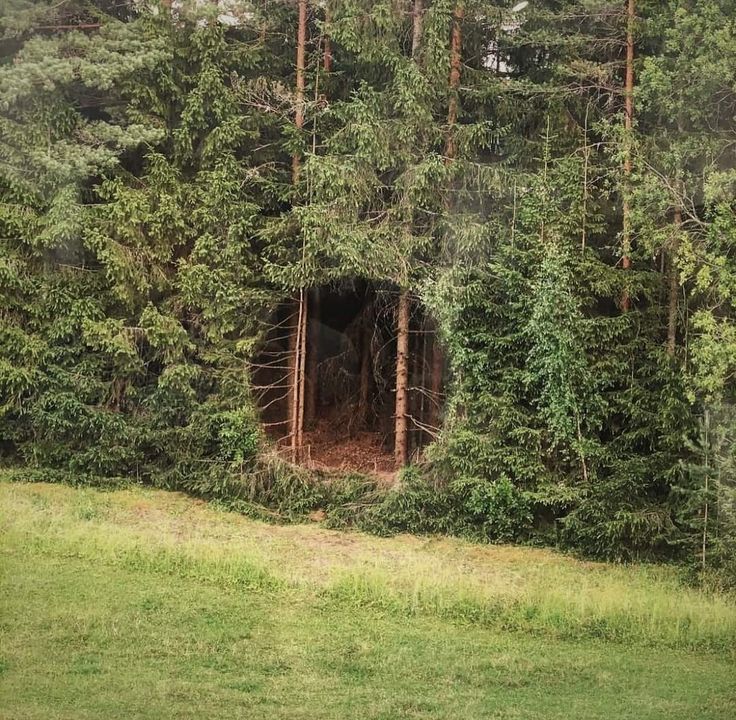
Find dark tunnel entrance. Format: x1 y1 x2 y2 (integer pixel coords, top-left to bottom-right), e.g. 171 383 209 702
250 279 445 479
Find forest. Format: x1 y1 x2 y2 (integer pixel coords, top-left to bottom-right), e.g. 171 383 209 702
1 0 736 586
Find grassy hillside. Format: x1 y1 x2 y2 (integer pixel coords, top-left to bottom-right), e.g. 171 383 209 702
1 480 735 719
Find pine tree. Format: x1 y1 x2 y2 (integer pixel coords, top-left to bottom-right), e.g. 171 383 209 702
1 0 735 575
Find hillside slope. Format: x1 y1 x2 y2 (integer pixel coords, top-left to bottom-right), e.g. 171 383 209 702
1 481 735 720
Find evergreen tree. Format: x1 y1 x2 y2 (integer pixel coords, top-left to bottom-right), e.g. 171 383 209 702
1 0 735 577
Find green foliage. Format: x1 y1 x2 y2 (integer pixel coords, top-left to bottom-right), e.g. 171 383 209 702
1 0 736 584
356 466 532 542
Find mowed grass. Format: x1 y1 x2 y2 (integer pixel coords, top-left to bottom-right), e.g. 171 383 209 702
0 481 735 719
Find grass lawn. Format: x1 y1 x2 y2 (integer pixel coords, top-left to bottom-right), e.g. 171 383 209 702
1 480 735 719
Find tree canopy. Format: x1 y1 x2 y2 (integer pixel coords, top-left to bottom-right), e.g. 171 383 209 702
1 0 736 582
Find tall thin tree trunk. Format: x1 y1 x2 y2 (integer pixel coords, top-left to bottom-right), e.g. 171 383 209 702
412 0 424 58
419 317 428 446
293 0 307 182
446 3 464 159
394 290 411 468
426 2 463 432
288 0 308 459
323 6 333 72
410 325 423 453
297 288 307 451
667 206 681 356
393 1 425 468
305 288 320 426
289 294 306 459
287 299 299 450
621 0 635 311
302 4 334 430
286 292 308 459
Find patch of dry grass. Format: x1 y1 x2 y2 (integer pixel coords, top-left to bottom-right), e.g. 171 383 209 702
2 481 735 651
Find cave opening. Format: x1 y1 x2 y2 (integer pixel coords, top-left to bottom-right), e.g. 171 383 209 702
251 279 445 478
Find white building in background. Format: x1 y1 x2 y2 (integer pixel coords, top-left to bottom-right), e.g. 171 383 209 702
482 1 529 74
135 0 255 27
136 1 529 50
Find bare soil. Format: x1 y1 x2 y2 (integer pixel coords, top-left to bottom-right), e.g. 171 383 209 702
300 417 396 477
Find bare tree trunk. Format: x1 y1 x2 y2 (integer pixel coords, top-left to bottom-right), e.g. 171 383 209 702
297 288 307 452
394 290 411 468
287 292 308 459
288 0 308 459
305 288 320 426
301 4 334 431
410 324 423 453
446 3 464 159
621 0 635 311
667 206 681 356
293 0 307 183
323 5 333 72
289 294 305 459
419 317 428 447
412 0 424 58
425 2 462 434
287 299 299 452
391 1 425 468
